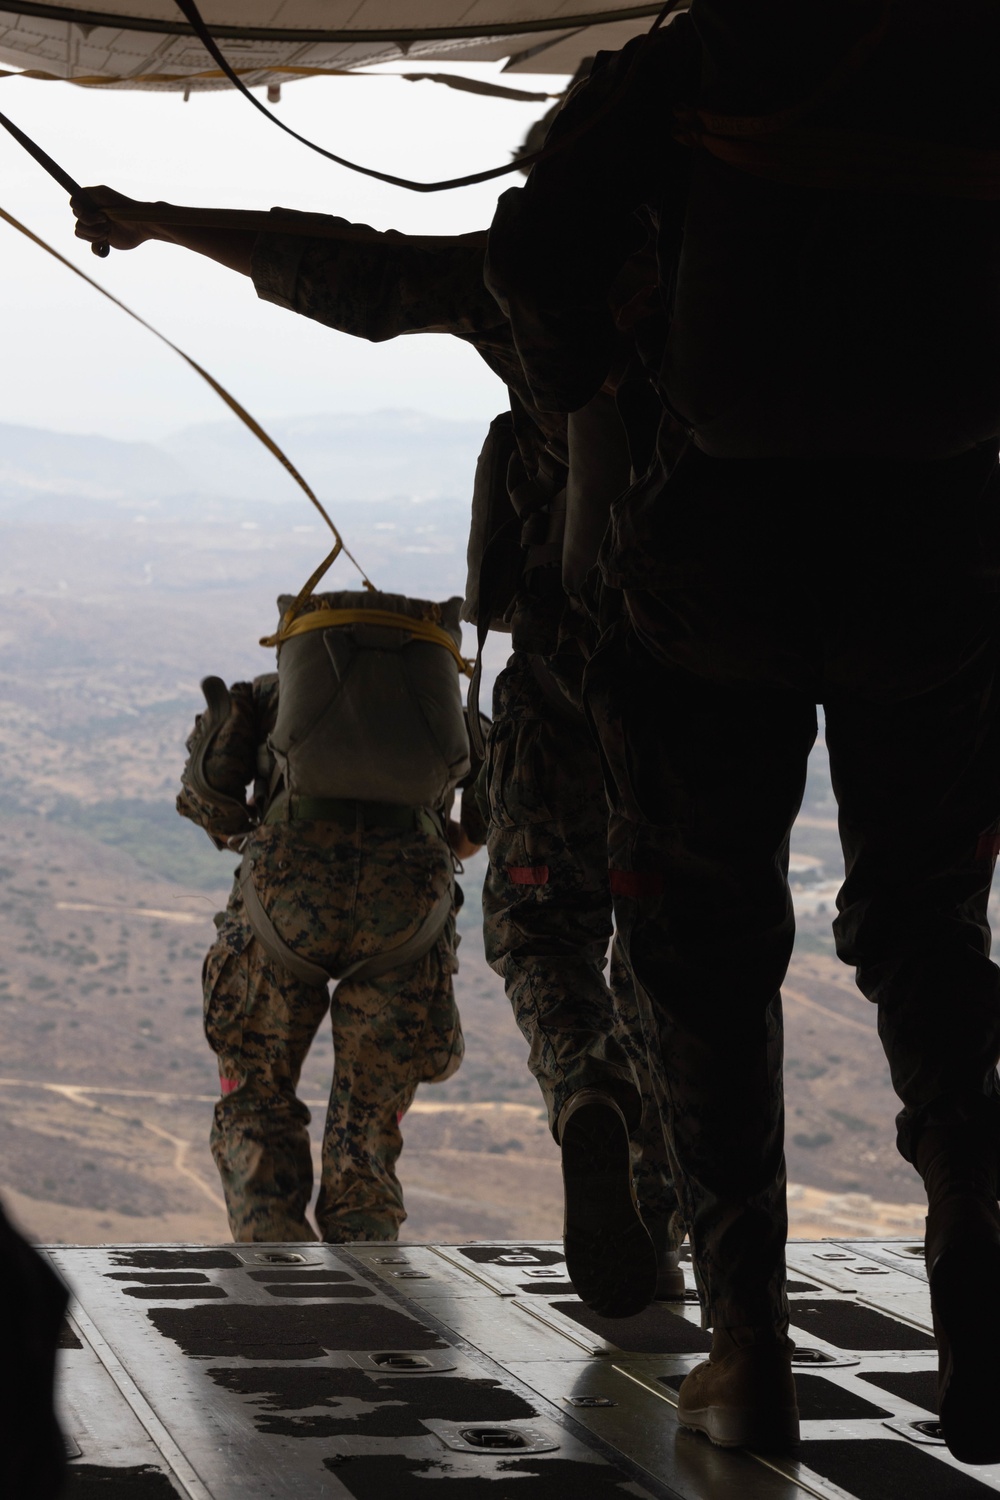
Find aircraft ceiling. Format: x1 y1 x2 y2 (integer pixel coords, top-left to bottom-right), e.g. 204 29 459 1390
0 0 673 91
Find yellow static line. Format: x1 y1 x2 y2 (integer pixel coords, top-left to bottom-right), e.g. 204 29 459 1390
0 203 372 591
271 606 473 674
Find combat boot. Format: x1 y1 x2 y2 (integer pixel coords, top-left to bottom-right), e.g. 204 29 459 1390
558 1086 657 1318
655 1246 687 1300
645 1215 687 1300
677 1327 799 1449
916 1110 1000 1465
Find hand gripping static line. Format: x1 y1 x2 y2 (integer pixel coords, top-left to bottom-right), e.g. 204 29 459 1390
0 103 111 254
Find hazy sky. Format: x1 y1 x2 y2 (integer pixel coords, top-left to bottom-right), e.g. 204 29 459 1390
0 62 560 442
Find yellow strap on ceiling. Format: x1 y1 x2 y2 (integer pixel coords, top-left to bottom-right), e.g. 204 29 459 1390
0 65 357 85
0 201 375 592
269 607 473 676
0 65 558 102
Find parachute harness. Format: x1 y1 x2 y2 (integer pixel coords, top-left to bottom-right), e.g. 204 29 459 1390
264 604 474 676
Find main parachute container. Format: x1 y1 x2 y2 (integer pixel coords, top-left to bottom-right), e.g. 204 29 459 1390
0 0 667 92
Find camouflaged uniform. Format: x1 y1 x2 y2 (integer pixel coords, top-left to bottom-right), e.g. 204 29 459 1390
485 10 1000 1333
250 219 681 1243
251 214 564 492
180 676 463 1244
482 646 680 1249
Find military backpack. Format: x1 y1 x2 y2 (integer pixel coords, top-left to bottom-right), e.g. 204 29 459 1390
268 588 471 810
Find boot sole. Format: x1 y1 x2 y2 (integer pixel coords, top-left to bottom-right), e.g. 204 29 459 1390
932 1232 1000 1465
677 1403 800 1450
561 1096 656 1318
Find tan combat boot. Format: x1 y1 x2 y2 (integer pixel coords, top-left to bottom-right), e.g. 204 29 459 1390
677 1327 799 1449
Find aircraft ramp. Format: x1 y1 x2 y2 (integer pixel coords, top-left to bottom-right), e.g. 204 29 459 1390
48 1237 998 1499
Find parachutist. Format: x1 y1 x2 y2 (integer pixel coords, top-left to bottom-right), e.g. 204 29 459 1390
177 596 478 1243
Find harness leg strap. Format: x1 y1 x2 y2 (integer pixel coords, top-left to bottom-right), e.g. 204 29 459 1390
238 856 331 989
239 856 453 987
338 885 453 981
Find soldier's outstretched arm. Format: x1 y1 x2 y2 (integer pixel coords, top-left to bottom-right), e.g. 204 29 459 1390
70 186 256 274
70 185 502 350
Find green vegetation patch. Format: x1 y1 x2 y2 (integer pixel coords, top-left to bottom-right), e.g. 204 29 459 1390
45 796 237 890
787 1058 828 1080
793 1131 833 1150
793 931 836 954
828 1109 874 1134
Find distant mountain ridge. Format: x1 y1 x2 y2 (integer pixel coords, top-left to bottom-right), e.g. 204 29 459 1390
0 423 190 503
0 409 486 509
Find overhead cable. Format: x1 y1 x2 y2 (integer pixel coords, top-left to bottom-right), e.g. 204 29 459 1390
168 0 685 192
0 84 487 244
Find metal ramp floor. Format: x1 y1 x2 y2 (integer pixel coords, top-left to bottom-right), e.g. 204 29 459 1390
48 1238 1000 1500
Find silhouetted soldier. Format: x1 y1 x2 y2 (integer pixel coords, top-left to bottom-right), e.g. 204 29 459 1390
486 0 1000 1461
0 1201 68 1497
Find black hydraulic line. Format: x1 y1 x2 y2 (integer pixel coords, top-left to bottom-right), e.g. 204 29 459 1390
171 0 684 194
0 103 109 252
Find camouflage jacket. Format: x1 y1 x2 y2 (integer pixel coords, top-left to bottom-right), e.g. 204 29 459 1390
486 3 1000 463
250 211 566 485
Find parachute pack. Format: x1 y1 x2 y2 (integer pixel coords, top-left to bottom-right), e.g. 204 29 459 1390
268 588 471 812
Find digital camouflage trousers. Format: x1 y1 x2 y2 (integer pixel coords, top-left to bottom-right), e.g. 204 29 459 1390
482 648 681 1247
204 819 463 1243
